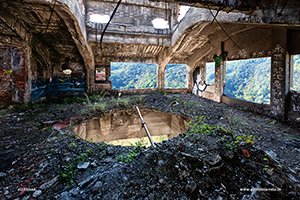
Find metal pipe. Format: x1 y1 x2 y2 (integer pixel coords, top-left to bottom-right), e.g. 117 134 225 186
136 106 155 147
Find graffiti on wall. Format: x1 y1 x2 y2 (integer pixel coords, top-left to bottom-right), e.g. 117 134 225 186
31 77 85 101
270 44 285 116
0 46 26 103
192 67 207 95
291 92 300 111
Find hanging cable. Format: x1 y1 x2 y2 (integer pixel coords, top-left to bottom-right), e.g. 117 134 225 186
205 0 243 51
45 0 57 33
99 0 122 51
277 0 288 17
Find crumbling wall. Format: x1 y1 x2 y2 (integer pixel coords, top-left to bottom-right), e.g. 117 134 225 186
0 45 29 104
288 91 300 121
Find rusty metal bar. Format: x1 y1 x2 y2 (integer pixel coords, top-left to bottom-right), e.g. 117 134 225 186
136 106 155 147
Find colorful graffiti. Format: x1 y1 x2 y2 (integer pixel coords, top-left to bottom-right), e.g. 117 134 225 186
31 77 85 101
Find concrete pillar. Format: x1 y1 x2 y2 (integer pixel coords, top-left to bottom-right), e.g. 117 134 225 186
157 62 168 90
270 28 288 120
24 46 32 103
214 61 224 102
86 69 94 93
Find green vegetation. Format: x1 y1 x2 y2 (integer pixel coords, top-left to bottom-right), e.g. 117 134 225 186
77 153 88 164
292 55 300 92
226 58 271 104
186 115 259 150
110 62 157 89
206 62 215 85
164 64 187 89
117 151 137 162
110 62 187 90
58 162 78 184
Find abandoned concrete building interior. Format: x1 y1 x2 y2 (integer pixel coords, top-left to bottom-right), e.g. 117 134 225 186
1 0 300 122
0 0 299 121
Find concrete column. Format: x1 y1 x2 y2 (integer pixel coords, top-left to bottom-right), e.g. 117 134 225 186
214 60 225 102
187 66 193 92
86 69 94 93
157 64 165 90
270 28 287 120
24 46 32 103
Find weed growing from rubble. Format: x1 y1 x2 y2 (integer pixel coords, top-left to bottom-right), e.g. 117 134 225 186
77 153 88 164
116 97 130 107
117 151 137 162
93 102 107 112
131 141 143 152
98 143 108 151
186 116 214 135
59 162 78 184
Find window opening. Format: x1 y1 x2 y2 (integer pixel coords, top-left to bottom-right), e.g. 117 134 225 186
90 14 109 23
177 5 190 22
95 65 107 82
110 62 157 89
224 57 271 104
152 18 169 29
164 64 187 89
291 55 300 93
206 62 215 85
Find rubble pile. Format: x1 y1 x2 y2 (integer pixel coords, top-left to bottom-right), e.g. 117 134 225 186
0 92 299 200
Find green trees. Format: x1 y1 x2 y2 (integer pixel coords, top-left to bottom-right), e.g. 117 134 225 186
293 55 300 92
164 64 187 89
110 63 187 90
110 62 157 89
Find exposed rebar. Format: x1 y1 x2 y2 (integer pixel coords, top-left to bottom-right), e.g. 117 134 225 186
136 106 155 147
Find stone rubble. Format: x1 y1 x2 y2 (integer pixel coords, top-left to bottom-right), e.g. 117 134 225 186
0 93 299 199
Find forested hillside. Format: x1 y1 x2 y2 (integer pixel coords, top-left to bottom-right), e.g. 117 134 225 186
224 58 271 104
164 64 187 88
110 63 186 89
206 55 300 104
110 63 157 89
293 55 300 92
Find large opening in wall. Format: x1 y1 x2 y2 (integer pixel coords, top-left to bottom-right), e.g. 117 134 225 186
291 55 300 93
224 57 271 104
73 108 189 146
206 62 215 85
110 62 157 90
164 64 187 89
177 5 190 22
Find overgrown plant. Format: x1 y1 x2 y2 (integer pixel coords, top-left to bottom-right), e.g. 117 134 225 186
58 162 78 184
186 116 214 135
77 153 88 164
117 151 137 162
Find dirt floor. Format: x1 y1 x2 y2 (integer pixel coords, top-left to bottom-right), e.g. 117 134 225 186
0 92 299 200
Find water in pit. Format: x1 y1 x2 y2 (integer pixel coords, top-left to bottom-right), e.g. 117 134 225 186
73 108 190 146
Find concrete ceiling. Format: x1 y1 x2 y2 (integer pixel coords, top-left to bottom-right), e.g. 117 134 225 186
0 0 84 66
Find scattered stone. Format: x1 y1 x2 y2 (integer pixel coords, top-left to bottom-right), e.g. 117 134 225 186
148 193 155 200
70 187 80 196
79 176 94 189
91 161 97 167
39 176 58 190
32 190 42 198
185 181 197 194
288 191 297 197
208 154 222 166
103 157 112 163
0 172 7 178
106 147 115 155
77 162 90 170
4 190 9 195
266 169 273 176
178 170 190 180
92 181 103 194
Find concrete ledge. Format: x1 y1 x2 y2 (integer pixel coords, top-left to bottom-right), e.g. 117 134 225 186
221 95 271 116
